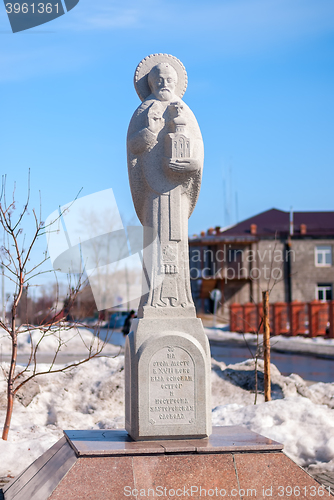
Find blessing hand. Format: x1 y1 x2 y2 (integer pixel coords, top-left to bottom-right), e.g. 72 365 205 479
168 159 200 172
147 102 164 134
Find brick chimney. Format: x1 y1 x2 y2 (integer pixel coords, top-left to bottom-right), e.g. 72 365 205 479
200 231 206 237
250 224 257 235
215 226 221 234
300 224 307 235
207 227 214 235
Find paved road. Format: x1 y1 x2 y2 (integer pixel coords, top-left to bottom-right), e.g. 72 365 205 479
207 330 334 359
0 328 125 365
312 472 334 492
3 329 333 382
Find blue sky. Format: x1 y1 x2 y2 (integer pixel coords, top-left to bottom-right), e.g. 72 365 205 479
0 0 333 244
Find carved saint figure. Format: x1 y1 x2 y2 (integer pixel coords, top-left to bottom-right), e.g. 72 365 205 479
127 54 204 317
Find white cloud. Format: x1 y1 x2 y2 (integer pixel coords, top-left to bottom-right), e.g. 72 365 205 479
0 43 91 82
56 0 334 57
58 0 142 30
210 0 334 52
146 0 334 55
0 0 333 81
2 0 334 43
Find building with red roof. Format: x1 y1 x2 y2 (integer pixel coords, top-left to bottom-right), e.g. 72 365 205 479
189 208 334 316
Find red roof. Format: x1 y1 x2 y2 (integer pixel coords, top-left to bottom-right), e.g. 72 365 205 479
220 208 334 238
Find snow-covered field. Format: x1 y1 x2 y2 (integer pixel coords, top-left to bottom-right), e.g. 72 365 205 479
0 326 334 479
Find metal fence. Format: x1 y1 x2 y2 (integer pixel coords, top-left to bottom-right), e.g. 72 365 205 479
230 300 334 337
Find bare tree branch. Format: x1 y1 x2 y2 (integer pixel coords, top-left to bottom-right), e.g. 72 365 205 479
0 176 111 440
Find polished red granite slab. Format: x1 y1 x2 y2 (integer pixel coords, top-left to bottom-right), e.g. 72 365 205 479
64 429 165 456
64 425 283 456
132 453 242 500
235 452 330 500
5 427 330 500
48 453 242 500
48 456 135 500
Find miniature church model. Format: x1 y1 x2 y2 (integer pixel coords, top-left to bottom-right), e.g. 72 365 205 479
165 101 191 159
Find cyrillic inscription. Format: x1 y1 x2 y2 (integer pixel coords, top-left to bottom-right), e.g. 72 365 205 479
149 346 195 425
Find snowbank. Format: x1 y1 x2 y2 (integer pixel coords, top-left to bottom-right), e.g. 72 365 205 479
0 325 117 355
0 328 333 478
211 359 334 473
0 356 125 478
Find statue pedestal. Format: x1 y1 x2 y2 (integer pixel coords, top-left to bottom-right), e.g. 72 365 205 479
2 427 327 500
126 54 210 441
125 317 212 440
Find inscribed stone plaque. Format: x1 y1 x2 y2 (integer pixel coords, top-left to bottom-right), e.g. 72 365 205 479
149 346 195 425
125 53 212 440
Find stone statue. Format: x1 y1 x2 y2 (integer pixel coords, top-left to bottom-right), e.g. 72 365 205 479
127 54 204 316
125 54 211 441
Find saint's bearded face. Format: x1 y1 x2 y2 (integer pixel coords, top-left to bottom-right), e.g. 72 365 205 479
148 65 177 102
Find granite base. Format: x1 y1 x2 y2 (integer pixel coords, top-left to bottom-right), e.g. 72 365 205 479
2 427 331 500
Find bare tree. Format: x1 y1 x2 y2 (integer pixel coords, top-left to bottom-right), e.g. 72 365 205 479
213 235 285 404
0 173 114 440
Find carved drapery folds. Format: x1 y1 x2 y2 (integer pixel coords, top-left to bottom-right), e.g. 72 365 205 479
127 54 204 317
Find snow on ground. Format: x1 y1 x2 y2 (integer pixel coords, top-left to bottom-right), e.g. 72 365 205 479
211 359 334 474
0 356 125 478
0 324 118 356
0 326 334 478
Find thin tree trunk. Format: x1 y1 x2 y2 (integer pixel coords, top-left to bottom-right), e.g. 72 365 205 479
254 352 258 405
263 290 271 402
2 312 17 440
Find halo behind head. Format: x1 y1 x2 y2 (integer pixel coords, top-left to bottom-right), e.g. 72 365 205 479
134 54 188 102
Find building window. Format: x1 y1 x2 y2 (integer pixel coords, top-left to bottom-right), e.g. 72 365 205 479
315 246 332 267
316 284 332 301
228 248 244 263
